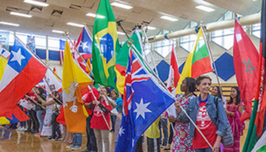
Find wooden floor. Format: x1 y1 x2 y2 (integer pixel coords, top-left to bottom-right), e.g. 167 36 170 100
0 121 250 152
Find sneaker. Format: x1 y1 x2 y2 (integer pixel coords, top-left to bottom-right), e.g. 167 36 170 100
16 127 22 130
71 146 81 150
66 145 74 149
23 127 27 131
48 137 55 141
55 137 62 141
35 132 41 136
161 144 166 148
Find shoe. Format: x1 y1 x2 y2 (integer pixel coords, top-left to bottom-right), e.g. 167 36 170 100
48 137 55 141
161 144 166 148
55 137 62 141
81 149 89 152
164 147 170 150
66 145 74 149
16 127 22 130
35 132 41 136
23 127 27 131
25 129 31 133
71 146 81 150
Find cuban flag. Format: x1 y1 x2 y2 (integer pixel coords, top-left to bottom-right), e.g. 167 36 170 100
0 37 47 118
115 50 175 152
75 27 92 72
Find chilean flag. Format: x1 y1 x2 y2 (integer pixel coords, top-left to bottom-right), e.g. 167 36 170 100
0 37 47 118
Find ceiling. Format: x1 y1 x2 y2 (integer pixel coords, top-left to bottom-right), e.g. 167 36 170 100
0 0 262 41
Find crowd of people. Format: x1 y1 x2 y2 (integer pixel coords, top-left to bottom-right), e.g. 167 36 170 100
4 75 246 152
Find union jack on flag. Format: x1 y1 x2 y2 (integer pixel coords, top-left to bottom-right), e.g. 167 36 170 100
116 49 175 152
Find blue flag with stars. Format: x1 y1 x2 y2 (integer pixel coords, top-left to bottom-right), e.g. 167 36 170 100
115 50 175 152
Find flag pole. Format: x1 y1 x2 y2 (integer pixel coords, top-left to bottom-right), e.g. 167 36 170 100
64 32 111 130
14 36 62 81
43 77 63 105
201 26 225 104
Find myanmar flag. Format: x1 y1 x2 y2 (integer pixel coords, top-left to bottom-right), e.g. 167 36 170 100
115 30 143 94
243 0 266 151
62 41 92 133
92 0 119 89
175 27 212 94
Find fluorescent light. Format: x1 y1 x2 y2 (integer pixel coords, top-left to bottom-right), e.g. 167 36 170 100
52 30 65 34
117 31 125 35
0 21 20 27
111 2 132 9
24 0 49 7
67 22 84 28
10 12 32 18
86 13 105 19
145 26 156 30
196 5 215 12
160 16 178 22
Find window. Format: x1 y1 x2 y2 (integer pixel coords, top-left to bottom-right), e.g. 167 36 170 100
252 23 260 38
180 21 198 52
16 32 27 44
154 39 176 57
48 37 60 50
33 35 46 49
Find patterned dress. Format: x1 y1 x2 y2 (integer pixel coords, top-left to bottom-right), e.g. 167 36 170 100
223 101 245 152
172 94 195 152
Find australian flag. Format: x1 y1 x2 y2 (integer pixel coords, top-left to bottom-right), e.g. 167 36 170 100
115 50 175 152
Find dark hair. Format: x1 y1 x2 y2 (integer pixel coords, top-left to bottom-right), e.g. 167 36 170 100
38 87 45 95
185 77 196 93
105 87 111 96
214 86 222 99
228 86 241 105
196 75 212 86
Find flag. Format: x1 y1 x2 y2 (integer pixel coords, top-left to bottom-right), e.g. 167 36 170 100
62 41 93 133
75 27 93 74
0 37 47 118
233 20 259 122
115 30 143 93
243 0 266 151
44 69 62 94
1 47 10 59
92 0 120 89
27 35 36 53
175 27 213 94
0 55 7 81
251 130 266 152
166 44 180 92
115 49 175 152
59 40 65 65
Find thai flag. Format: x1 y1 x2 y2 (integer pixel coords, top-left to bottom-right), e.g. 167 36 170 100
0 37 47 118
75 27 92 72
59 40 65 65
116 50 175 152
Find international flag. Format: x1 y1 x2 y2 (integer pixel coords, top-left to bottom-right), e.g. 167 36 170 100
59 40 65 65
44 69 62 94
233 20 259 122
1 47 10 59
243 0 266 151
115 30 143 93
27 35 36 54
75 27 93 74
0 37 47 118
0 55 8 81
115 49 175 152
92 0 120 89
175 27 213 94
62 41 93 133
166 44 180 92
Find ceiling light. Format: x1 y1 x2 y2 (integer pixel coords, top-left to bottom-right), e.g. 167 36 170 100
67 22 84 28
0 21 20 27
10 12 32 18
86 13 105 19
111 2 132 9
24 0 49 7
196 5 215 12
117 31 125 35
145 26 156 30
52 30 65 34
160 16 178 22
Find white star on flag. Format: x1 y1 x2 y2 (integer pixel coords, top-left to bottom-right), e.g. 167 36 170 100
10 48 26 66
134 98 151 119
119 126 125 136
82 41 90 50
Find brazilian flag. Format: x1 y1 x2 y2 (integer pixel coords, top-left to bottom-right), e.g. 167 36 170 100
92 0 119 89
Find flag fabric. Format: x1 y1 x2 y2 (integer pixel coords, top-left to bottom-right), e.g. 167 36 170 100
62 41 93 133
44 69 62 94
75 27 93 74
27 35 36 53
59 40 65 65
1 47 10 59
166 44 180 92
115 30 143 93
0 55 7 81
92 0 120 89
243 0 266 151
233 20 259 122
0 37 47 118
115 49 175 152
175 27 213 94
251 130 266 152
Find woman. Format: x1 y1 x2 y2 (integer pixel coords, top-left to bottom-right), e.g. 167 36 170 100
223 87 245 152
175 75 227 152
33 87 46 134
169 77 196 152
89 86 112 152
211 86 226 108
113 91 123 146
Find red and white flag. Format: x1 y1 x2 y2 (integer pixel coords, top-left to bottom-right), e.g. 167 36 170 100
167 44 180 92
